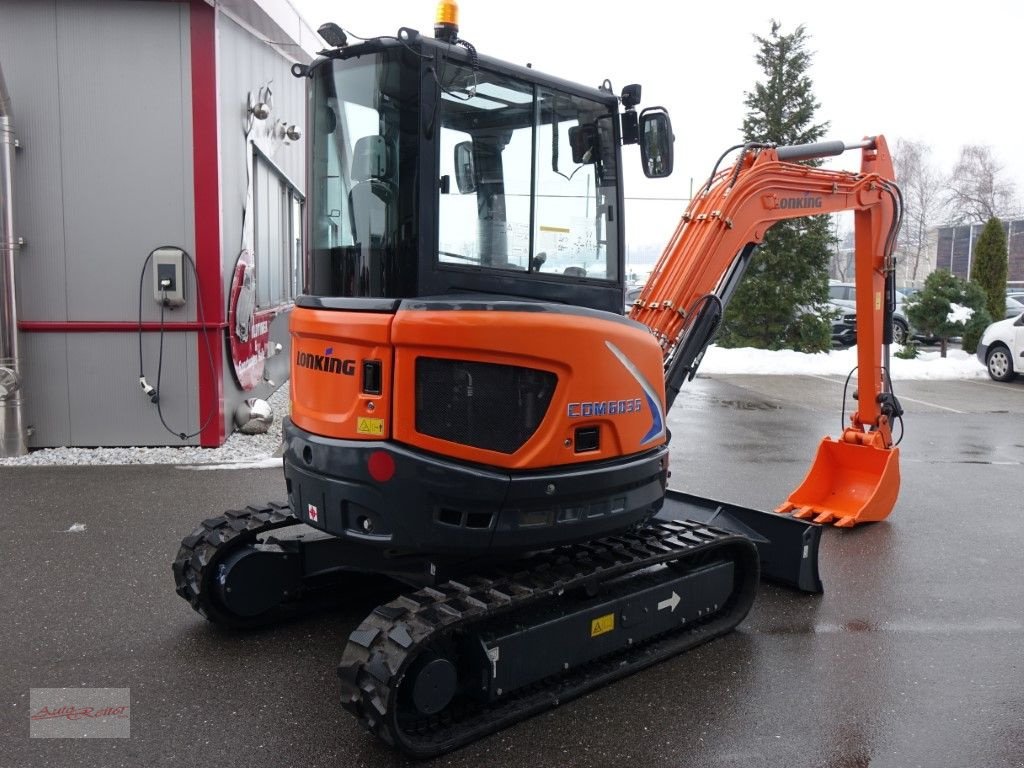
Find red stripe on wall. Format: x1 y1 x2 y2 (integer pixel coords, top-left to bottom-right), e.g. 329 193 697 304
190 0 225 447
19 321 228 333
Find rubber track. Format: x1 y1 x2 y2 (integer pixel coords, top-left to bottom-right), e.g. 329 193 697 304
172 502 298 628
338 519 758 758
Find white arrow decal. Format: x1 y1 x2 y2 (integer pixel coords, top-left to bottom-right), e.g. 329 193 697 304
658 591 681 612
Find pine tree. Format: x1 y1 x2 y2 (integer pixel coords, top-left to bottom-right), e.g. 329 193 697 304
970 216 1008 321
905 270 990 357
717 22 834 352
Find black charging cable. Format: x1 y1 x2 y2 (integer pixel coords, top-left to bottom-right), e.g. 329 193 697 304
137 247 218 440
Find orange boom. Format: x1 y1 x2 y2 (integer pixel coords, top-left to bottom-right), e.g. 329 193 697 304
632 137 902 527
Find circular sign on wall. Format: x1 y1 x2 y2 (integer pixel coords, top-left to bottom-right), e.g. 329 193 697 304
227 249 287 391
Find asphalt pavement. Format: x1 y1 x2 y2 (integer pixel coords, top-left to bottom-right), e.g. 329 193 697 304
2 373 1023 768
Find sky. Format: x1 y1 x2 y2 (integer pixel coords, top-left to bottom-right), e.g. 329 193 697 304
291 0 1024 253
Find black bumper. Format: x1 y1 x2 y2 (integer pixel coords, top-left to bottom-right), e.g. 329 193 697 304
831 322 856 346
282 419 669 555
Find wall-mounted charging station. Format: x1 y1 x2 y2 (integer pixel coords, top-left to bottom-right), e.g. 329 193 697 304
138 245 215 440
152 247 186 307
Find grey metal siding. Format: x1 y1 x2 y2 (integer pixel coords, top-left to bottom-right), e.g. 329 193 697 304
55 0 195 322
66 332 198 447
0 0 200 446
19 331 198 447
0 1 69 322
1 1 304 446
19 333 71 446
218 12 306 293
217 12 304 431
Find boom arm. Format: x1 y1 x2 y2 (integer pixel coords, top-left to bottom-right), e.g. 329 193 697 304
630 136 903 527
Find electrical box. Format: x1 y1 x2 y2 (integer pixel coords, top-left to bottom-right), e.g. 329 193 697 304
152 247 186 307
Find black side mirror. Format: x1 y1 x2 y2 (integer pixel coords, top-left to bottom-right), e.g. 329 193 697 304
454 141 476 194
639 107 674 178
568 124 598 164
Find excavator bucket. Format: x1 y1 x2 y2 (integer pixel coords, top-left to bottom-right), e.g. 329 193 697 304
776 437 900 528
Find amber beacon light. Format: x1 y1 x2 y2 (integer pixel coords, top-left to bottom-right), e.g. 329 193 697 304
434 0 459 42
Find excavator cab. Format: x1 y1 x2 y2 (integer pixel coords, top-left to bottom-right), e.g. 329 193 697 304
283 29 698 559
303 32 668 312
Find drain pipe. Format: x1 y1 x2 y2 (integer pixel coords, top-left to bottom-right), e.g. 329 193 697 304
0 62 27 456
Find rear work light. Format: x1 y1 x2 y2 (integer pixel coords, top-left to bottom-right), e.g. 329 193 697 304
367 450 395 482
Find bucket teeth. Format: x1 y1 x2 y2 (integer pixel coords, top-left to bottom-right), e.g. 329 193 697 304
777 439 901 528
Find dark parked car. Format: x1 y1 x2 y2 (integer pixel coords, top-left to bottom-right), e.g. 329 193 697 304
829 306 857 346
828 281 911 344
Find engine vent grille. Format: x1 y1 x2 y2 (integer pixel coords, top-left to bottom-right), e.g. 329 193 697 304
415 358 557 454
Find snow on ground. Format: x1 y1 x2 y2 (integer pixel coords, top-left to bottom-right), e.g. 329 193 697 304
699 344 987 380
0 344 988 467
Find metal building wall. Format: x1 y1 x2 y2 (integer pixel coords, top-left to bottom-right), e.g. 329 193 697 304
0 0 200 446
1008 220 1024 284
216 12 307 436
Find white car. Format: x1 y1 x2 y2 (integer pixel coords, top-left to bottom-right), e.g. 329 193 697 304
977 310 1024 381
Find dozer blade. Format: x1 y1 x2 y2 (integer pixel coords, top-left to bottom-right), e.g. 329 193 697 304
777 437 900 528
658 490 822 593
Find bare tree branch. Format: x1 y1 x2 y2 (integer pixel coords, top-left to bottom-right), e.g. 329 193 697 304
893 139 946 285
946 144 1017 223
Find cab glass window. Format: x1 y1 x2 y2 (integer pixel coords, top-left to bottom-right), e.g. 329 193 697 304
437 65 618 281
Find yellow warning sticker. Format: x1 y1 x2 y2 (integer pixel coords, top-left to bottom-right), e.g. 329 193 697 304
357 417 385 435
590 612 615 638
875 291 882 310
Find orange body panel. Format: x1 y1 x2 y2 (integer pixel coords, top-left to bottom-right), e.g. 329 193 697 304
290 309 394 440
290 305 667 471
391 308 666 469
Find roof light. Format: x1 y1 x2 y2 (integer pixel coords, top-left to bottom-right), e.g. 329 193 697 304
434 0 459 43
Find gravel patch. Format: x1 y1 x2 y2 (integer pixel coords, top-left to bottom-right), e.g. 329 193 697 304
0 384 290 467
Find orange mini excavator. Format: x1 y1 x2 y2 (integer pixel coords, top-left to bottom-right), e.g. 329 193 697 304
174 5 903 756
